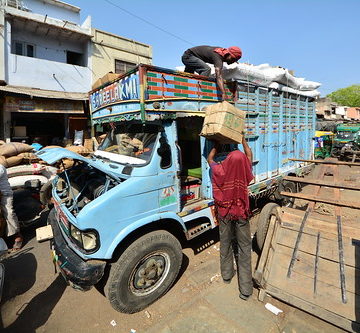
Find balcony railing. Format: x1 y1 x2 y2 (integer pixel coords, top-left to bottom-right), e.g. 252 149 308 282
0 0 30 11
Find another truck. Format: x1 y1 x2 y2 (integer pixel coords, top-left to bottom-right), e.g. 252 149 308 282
37 65 315 313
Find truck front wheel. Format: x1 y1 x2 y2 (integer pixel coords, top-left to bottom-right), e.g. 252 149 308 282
106 230 183 313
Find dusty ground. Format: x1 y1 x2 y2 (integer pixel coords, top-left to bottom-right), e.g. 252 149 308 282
0 162 356 333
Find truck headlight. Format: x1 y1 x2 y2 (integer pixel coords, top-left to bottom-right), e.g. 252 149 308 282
82 232 97 251
70 225 82 243
70 224 99 252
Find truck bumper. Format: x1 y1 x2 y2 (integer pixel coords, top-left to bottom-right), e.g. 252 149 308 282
48 209 106 291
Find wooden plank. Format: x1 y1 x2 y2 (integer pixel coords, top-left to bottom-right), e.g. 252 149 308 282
267 252 360 321
280 191 360 210
281 210 360 239
262 221 281 283
254 214 278 285
277 227 359 268
263 285 360 332
274 244 360 296
286 165 326 278
332 164 348 304
281 206 360 230
289 158 360 167
283 176 360 191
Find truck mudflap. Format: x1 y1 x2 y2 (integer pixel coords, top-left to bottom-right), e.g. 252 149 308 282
48 209 106 290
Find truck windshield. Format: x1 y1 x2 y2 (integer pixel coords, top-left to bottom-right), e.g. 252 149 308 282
96 123 159 165
336 131 355 140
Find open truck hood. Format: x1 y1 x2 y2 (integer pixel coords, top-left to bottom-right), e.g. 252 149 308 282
36 148 121 181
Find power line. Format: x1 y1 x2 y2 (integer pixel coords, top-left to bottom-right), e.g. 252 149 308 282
103 0 194 47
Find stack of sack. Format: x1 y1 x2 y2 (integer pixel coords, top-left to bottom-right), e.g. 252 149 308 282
6 163 58 189
0 142 58 189
221 63 321 97
0 142 34 168
41 140 94 170
176 62 321 97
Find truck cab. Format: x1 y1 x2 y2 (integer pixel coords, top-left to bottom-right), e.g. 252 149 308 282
38 64 315 313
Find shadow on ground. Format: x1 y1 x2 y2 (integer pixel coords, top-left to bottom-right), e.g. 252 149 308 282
2 275 67 333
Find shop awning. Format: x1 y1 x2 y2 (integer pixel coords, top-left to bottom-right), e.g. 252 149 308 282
0 85 88 100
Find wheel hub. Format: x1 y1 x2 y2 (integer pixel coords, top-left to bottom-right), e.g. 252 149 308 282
133 255 166 290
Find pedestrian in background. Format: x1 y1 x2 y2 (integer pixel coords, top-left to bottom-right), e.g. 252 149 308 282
207 136 253 300
0 165 22 250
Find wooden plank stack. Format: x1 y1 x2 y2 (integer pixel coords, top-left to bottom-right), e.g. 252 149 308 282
255 158 360 332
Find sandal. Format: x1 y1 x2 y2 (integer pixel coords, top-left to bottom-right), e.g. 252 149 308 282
12 237 23 251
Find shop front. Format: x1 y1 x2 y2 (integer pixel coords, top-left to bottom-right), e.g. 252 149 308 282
0 86 88 146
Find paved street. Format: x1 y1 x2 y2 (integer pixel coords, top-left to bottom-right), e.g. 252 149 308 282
0 211 345 333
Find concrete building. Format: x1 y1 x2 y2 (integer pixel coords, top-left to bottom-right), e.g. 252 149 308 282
316 97 338 120
91 28 152 84
345 107 360 121
0 0 152 144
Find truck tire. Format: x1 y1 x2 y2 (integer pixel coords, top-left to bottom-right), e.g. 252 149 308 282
280 181 296 208
331 147 339 158
256 203 280 251
106 230 183 313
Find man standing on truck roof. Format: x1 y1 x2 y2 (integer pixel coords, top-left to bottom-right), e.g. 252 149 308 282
181 45 242 101
207 136 254 300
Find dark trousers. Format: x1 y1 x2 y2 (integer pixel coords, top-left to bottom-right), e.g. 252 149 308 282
181 50 211 76
219 216 253 296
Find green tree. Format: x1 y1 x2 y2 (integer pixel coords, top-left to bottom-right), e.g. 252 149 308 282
327 85 360 107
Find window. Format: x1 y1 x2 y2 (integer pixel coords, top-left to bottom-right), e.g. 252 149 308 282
14 42 23 55
12 41 35 57
115 60 137 75
26 44 34 57
66 51 84 66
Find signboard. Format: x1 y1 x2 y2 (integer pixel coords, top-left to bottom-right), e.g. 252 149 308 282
89 73 139 112
3 96 84 113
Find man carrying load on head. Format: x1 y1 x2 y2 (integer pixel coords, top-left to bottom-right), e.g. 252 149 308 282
181 45 242 101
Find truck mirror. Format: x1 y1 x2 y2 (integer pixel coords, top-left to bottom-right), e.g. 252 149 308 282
157 136 172 169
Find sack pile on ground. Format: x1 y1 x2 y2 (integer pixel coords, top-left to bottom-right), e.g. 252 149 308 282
0 142 34 168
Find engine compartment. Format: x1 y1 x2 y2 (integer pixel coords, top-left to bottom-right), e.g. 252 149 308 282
55 161 120 216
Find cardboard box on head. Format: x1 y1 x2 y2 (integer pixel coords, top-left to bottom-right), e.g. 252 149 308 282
200 101 246 144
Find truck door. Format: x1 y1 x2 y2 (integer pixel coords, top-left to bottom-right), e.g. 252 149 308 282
158 121 181 213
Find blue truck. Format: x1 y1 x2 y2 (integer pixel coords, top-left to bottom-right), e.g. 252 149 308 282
37 65 315 313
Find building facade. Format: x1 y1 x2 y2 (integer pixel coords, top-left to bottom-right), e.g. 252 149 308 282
91 28 152 84
346 107 360 121
0 0 152 145
316 97 338 120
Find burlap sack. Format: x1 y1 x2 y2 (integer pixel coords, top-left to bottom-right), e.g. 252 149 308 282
0 156 7 167
5 155 23 167
200 101 246 144
0 142 33 157
83 139 94 152
65 145 90 155
61 159 74 169
19 152 39 160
